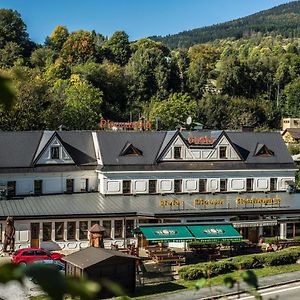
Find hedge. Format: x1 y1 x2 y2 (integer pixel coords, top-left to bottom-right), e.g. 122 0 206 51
179 246 300 281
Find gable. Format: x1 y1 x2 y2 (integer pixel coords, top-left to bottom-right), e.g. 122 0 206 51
160 134 194 161
120 142 143 156
35 134 75 165
160 131 242 161
255 144 274 157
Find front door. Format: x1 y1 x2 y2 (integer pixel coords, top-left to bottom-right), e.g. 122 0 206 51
30 223 40 248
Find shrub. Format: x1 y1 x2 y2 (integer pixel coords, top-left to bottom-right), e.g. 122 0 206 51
227 254 263 270
208 261 235 277
179 266 205 280
179 247 300 281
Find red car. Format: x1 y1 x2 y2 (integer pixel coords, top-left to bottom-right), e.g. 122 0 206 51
11 248 64 265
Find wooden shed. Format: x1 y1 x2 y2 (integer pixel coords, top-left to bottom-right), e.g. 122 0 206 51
62 247 139 299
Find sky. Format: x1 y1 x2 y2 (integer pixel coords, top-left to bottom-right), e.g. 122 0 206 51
0 0 296 44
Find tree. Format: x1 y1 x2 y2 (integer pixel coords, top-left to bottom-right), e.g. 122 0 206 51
216 55 252 97
198 94 230 129
60 30 97 65
104 31 131 66
0 42 23 68
126 45 172 107
60 76 103 129
73 61 128 120
148 93 198 130
283 77 300 117
0 66 52 130
0 9 29 49
46 25 69 52
30 47 56 70
0 9 35 59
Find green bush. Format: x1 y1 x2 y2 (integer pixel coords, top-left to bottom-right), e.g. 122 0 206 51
179 266 205 280
227 254 263 270
263 248 300 266
179 247 300 281
209 261 235 277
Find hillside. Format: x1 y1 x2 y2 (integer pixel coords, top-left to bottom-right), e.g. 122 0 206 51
151 1 300 49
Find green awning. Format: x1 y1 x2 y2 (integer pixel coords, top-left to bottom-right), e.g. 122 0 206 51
139 225 194 241
187 224 242 241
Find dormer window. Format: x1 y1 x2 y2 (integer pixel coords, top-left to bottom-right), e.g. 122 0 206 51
219 146 227 159
255 144 274 156
51 146 60 159
174 147 182 159
120 143 143 156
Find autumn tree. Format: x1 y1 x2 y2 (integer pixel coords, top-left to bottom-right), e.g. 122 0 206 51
60 30 97 65
46 25 69 52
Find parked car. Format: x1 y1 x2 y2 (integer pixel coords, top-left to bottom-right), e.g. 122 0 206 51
29 259 65 283
11 248 64 265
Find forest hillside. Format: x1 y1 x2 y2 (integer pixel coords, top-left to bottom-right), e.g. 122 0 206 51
151 1 300 49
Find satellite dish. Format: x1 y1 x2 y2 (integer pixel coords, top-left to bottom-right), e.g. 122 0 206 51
186 116 192 125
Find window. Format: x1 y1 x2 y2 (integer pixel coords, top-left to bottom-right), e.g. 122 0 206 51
50 146 60 159
80 179 89 192
43 222 52 241
149 180 157 194
103 220 111 238
34 180 43 196
67 222 76 240
270 178 277 191
122 180 131 194
7 181 16 198
22 251 35 256
114 220 123 238
246 178 253 192
199 179 207 192
174 179 182 193
31 223 40 239
125 220 134 238
55 222 64 241
91 220 100 226
174 147 182 159
220 179 227 192
79 221 88 240
66 179 74 193
35 250 48 256
219 146 227 159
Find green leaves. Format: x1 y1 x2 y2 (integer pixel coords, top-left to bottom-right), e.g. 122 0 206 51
0 263 101 300
241 270 258 289
66 276 100 300
223 276 236 289
25 264 67 300
195 277 207 290
0 75 15 109
0 263 25 284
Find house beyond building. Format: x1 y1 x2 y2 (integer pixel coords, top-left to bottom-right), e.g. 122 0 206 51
0 129 298 249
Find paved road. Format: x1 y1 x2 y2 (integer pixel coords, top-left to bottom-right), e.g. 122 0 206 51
146 270 300 300
229 281 300 300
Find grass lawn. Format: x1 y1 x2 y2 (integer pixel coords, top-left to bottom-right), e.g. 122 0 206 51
30 263 300 300
130 263 300 299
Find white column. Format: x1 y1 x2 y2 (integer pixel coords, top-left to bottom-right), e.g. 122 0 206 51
51 221 55 241
280 223 287 239
258 226 263 236
64 221 68 241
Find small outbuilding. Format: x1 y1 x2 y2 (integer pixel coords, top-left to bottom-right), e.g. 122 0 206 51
63 247 139 299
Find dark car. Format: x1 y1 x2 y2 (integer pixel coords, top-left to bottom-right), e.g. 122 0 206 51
11 248 64 265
